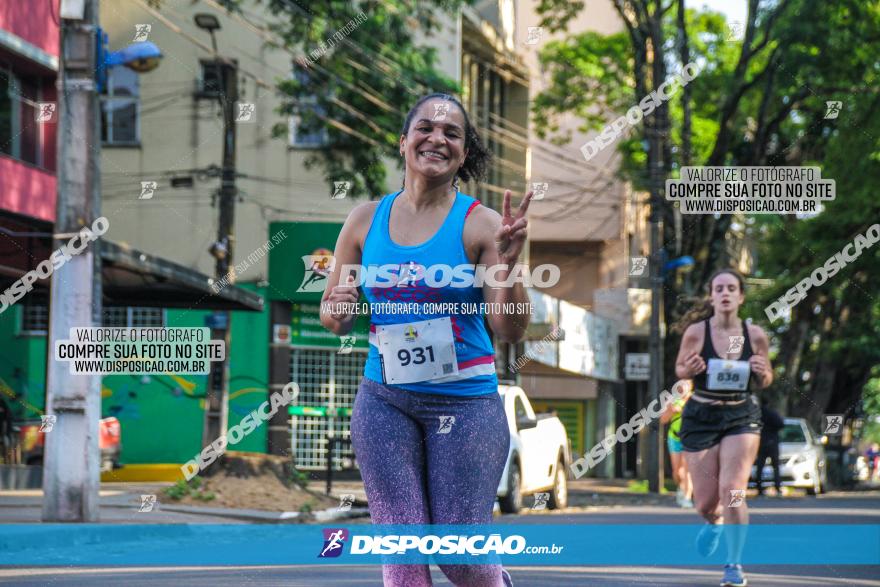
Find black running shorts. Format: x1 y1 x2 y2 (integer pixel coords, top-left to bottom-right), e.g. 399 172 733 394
679 393 762 452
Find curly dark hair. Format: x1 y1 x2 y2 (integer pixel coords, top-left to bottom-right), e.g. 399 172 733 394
400 93 491 185
673 268 747 332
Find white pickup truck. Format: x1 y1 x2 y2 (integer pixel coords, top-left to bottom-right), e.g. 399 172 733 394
496 385 571 513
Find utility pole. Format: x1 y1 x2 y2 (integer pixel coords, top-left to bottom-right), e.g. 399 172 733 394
646 120 664 494
646 81 669 494
202 56 238 451
43 0 101 521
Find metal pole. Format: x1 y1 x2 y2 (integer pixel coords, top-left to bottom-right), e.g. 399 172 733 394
43 0 101 522
202 59 238 451
647 124 665 494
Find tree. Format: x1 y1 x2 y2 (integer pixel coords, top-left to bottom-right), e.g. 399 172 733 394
531 0 880 424
210 0 471 198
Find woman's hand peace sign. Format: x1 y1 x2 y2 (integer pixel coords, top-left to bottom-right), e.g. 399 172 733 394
495 189 532 265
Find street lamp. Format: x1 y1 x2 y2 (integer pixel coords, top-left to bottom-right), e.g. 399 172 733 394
192 11 239 456
194 13 222 54
96 30 163 92
105 41 163 72
663 255 695 276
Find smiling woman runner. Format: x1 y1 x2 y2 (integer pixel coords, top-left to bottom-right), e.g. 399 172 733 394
320 93 532 587
674 269 773 587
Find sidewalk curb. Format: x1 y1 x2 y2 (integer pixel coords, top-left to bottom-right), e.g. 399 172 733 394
157 504 371 523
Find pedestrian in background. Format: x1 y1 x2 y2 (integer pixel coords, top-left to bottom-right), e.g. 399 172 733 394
661 379 694 507
754 396 785 497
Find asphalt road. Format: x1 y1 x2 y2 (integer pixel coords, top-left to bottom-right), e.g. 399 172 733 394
0 491 878 586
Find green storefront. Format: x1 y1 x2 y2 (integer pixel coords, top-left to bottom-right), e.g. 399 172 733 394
0 284 270 468
0 222 373 474
267 221 369 470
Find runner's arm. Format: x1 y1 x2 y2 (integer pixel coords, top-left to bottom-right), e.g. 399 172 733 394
659 403 675 424
464 205 531 343
748 324 773 388
675 323 705 379
319 202 376 335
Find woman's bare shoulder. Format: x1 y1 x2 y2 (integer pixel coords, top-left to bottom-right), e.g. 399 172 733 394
747 322 770 347
343 200 381 245
681 321 705 345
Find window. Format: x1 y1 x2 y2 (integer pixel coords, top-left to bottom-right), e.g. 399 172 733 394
289 347 367 470
779 423 807 444
288 65 328 147
18 303 163 333
514 396 528 422
20 300 49 334
197 60 224 99
103 306 164 327
129 307 164 327
0 65 51 169
101 67 139 145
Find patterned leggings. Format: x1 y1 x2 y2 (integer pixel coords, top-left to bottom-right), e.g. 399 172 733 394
350 377 511 586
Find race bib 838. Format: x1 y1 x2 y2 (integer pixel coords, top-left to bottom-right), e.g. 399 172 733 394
706 358 750 391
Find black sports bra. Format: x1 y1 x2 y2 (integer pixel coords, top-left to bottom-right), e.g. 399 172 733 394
692 318 753 394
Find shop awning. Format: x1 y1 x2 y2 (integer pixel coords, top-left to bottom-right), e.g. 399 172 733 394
100 241 263 312
0 213 263 312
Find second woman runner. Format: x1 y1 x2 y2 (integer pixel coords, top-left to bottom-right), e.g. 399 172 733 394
675 269 773 587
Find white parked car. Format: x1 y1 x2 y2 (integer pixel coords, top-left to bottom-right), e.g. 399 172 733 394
496 385 571 513
750 417 828 495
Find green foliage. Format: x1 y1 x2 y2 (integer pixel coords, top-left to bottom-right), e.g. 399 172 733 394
288 467 310 488
299 499 315 513
164 480 191 500
531 0 880 417
163 477 215 502
215 0 472 198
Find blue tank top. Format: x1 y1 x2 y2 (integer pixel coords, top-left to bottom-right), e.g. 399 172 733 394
361 190 498 396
